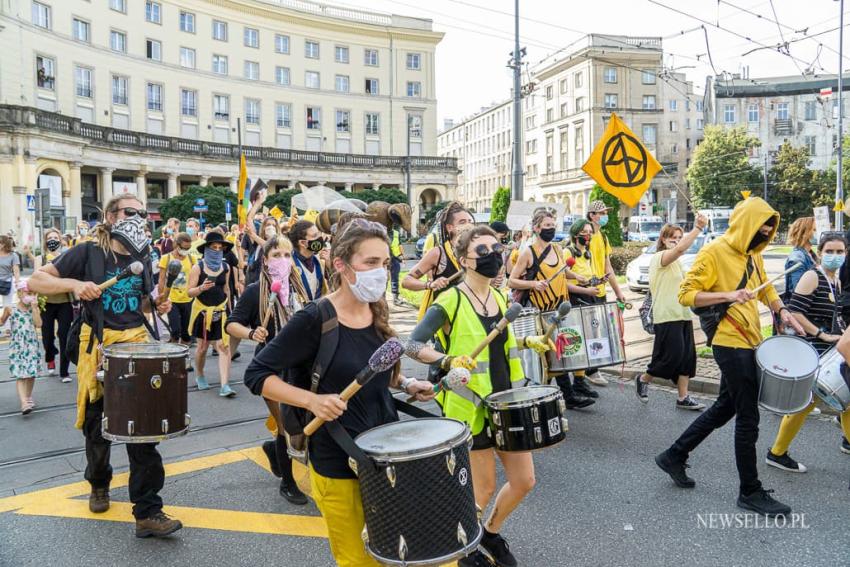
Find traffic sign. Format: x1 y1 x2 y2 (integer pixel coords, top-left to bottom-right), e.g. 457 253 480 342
26 195 36 212
225 201 231 213
193 197 208 213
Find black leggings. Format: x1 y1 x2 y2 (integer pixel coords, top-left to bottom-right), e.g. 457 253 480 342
168 301 192 343
42 301 74 377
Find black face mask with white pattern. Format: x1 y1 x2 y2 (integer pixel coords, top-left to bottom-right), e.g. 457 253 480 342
111 215 151 261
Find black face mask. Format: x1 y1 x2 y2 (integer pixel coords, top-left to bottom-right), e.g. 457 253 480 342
46 239 61 252
307 238 324 253
539 228 556 243
748 231 770 251
473 252 503 278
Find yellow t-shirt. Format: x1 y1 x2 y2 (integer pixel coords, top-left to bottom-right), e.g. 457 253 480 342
189 237 204 259
589 231 611 298
648 252 691 324
563 248 593 285
159 253 195 303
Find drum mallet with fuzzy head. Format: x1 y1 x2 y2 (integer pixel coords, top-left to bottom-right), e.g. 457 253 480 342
98 261 144 290
543 301 572 339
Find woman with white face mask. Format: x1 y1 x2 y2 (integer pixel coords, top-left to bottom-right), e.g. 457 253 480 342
242 218 435 567
158 233 196 349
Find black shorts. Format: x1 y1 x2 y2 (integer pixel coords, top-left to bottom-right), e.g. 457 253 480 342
192 311 224 342
471 428 494 451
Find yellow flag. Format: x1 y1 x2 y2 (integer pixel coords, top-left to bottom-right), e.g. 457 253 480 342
741 190 751 199
834 199 845 212
582 113 662 208
303 209 319 224
268 206 283 220
237 153 248 227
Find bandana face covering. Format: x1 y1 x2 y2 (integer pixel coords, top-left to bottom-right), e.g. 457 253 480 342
267 257 292 304
111 215 151 261
204 249 223 271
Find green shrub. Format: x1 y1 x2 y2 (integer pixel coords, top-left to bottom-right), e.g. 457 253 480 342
609 243 647 275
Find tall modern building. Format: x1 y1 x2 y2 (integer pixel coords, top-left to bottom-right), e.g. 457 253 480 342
0 0 457 238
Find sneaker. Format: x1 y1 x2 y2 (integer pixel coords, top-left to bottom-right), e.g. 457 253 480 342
737 489 791 516
564 394 595 409
585 372 608 386
231 352 241 362
195 375 209 390
766 450 807 473
572 378 600 399
186 365 194 373
89 487 110 513
676 396 705 411
635 374 649 403
655 450 696 488
219 384 236 397
458 550 496 567
47 360 55 375
279 480 308 505
135 511 183 538
480 531 517 567
61 375 72 383
842 438 850 455
262 441 281 477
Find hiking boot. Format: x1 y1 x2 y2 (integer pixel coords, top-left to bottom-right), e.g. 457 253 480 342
279 480 308 505
655 450 696 488
572 377 599 399
89 487 110 513
135 511 183 538
262 440 281 477
480 531 517 567
766 450 807 473
737 489 791 516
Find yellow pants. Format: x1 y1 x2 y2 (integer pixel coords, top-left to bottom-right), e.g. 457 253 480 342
309 465 379 567
771 401 850 455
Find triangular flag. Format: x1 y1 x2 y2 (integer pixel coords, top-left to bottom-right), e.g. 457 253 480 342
582 113 662 208
741 190 751 199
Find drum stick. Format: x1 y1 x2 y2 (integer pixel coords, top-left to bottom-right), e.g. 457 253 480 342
304 338 405 436
469 303 523 360
543 302 572 340
544 256 577 285
259 281 283 331
98 261 144 290
751 262 802 294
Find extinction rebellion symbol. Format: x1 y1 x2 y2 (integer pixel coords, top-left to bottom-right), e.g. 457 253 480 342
601 132 648 188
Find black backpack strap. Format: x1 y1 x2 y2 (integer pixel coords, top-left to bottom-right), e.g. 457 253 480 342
393 398 436 418
310 297 339 395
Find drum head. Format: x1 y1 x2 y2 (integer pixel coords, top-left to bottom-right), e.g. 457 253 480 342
103 342 189 358
756 336 818 376
355 418 468 459
486 385 560 405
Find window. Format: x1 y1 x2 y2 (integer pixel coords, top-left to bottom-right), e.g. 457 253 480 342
305 71 320 89
112 75 128 105
275 67 291 86
546 108 554 122
364 49 379 66
110 30 126 53
777 102 789 120
724 104 736 123
335 46 349 63
685 118 691 129
275 34 289 54
212 20 227 41
146 39 161 61
110 0 126 13
697 118 704 130
671 143 679 154
574 71 583 88
335 75 349 93
669 99 678 111
36 56 55 90
407 81 421 97
213 95 229 120
365 78 379 95
560 102 568 117
181 89 197 116
32 2 50 28
72 18 90 42
275 103 291 128
365 112 379 135
696 100 704 112
643 95 656 110
305 40 320 59
145 1 161 23
642 70 656 84
574 125 584 164
559 79 567 94
526 139 537 154
409 114 422 138
642 124 657 144
525 115 535 130
805 100 817 121
146 83 162 111
336 110 350 133
180 47 196 69
575 97 585 112
604 67 617 83
747 104 759 123
245 99 260 125
560 130 569 169
212 55 228 75
804 135 816 155
75 66 92 98
244 61 259 80
244 27 259 48
669 121 678 132
545 134 553 173
407 52 421 70
306 107 321 130
179 11 194 33
546 85 553 100
604 94 617 109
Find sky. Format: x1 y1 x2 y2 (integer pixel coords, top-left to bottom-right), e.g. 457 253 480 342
330 0 849 127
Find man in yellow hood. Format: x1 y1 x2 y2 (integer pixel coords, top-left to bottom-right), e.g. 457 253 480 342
655 197 804 517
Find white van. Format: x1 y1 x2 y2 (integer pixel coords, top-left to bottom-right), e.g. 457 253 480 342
627 215 664 242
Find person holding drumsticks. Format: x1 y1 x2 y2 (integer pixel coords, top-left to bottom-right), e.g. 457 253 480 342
408 225 553 567
655 197 804 517
766 234 850 471
28 194 179 538
242 219 435 567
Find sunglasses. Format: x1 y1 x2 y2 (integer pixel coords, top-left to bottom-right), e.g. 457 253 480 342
118 207 148 219
473 243 505 257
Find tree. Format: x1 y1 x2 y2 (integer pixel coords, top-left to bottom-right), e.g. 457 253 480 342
768 141 824 228
159 185 237 228
687 126 762 207
589 184 623 246
422 201 446 229
490 187 510 223
262 189 300 213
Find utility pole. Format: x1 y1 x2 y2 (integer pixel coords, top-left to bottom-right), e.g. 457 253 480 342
763 151 768 201
510 0 524 202
836 0 845 231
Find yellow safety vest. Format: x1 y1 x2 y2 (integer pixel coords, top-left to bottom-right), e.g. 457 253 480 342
434 287 525 435
390 230 403 257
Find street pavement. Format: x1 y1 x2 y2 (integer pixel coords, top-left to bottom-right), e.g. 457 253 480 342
3 252 849 566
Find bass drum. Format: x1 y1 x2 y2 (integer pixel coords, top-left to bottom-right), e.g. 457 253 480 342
510 307 544 385
755 335 819 415
815 347 850 412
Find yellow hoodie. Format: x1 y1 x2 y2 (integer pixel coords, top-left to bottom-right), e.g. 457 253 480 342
678 197 780 349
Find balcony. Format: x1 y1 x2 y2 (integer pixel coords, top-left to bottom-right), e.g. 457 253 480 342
0 105 457 172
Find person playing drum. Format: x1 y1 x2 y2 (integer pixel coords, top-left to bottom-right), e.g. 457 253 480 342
28 194 180 538
766 234 850 471
508 208 595 409
655 197 804 517
242 219 435 567
408 225 553 567
226 235 310 504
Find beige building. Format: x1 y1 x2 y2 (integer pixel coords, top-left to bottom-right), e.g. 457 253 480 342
0 0 457 239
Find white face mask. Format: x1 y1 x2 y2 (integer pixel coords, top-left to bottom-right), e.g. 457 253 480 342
264 226 278 239
347 266 388 303
177 248 190 257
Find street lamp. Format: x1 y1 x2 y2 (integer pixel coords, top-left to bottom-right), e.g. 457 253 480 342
836 0 845 231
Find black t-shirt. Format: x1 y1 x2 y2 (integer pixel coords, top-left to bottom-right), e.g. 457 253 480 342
243 302 398 479
227 282 273 353
53 244 150 330
478 312 510 393
197 264 228 306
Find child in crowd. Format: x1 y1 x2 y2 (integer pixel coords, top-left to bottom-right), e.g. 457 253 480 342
1 280 42 414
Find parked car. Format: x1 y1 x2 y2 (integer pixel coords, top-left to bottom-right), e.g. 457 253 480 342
625 235 706 292
415 236 426 258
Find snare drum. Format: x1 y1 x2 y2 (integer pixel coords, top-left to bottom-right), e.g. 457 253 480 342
510 307 544 385
101 343 190 443
485 386 568 452
352 418 480 566
545 302 626 373
815 348 850 412
755 335 819 415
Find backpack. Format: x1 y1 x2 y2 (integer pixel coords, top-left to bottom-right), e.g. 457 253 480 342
639 291 654 334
